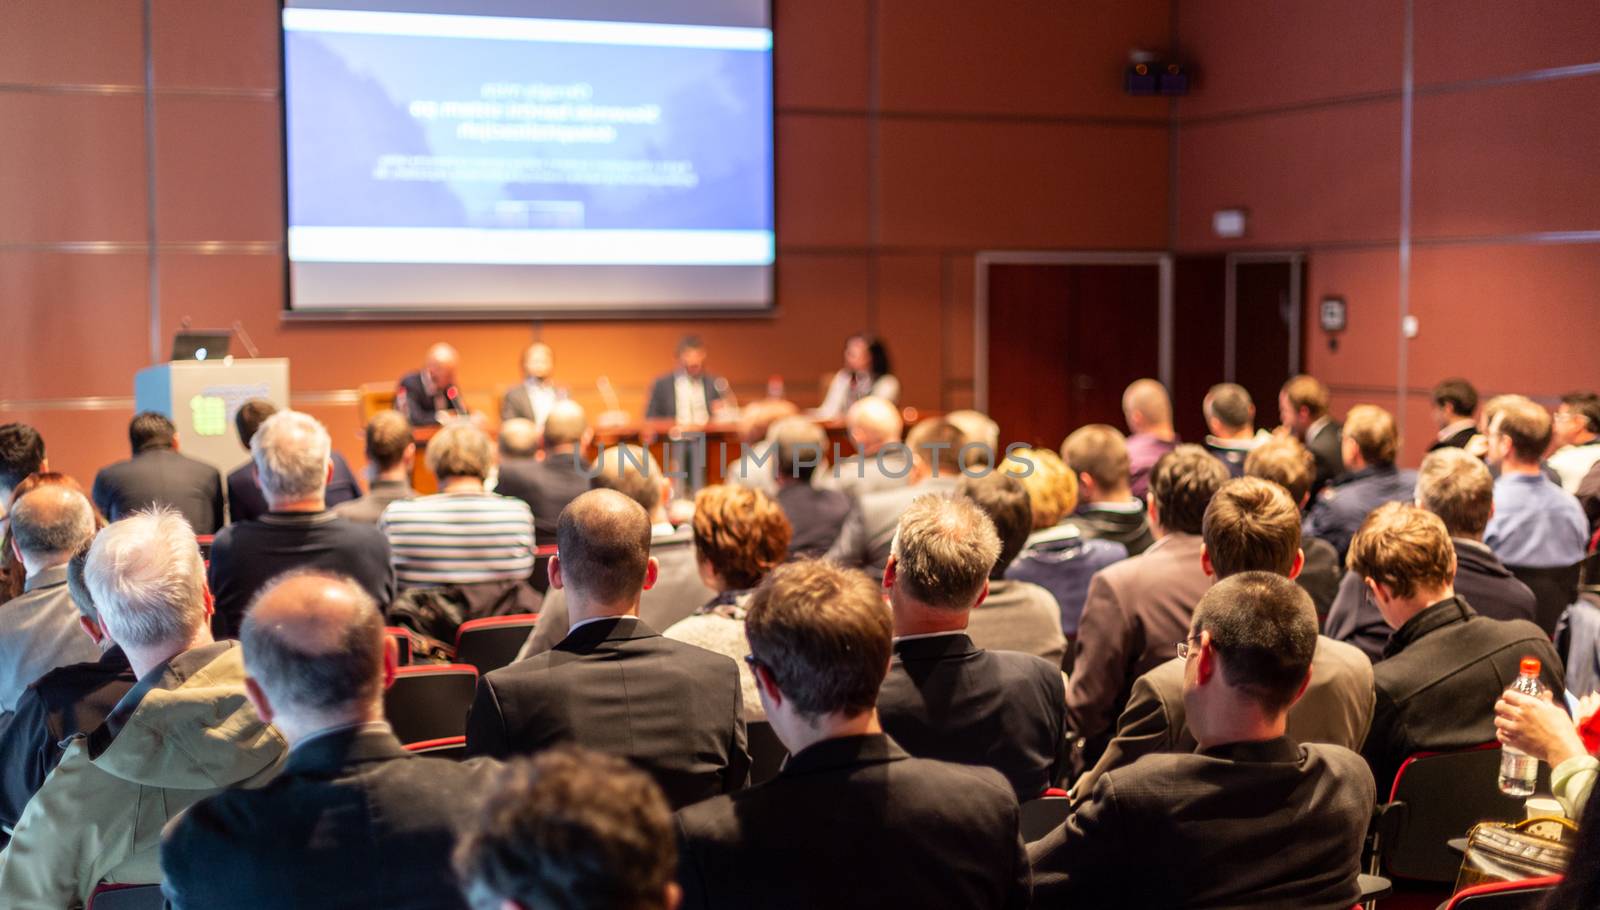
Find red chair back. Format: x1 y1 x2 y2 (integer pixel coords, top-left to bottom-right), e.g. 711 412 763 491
384 626 415 665
454 613 539 675
404 735 468 760
1441 875 1562 909
382 664 478 745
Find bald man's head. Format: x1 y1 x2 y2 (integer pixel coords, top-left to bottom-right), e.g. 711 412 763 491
543 400 588 450
241 572 385 722
556 489 652 605
846 396 903 452
1123 379 1173 433
10 485 95 564
425 343 460 387
499 418 540 459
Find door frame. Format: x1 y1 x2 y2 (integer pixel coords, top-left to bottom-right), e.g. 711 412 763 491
1223 251 1304 382
973 251 1174 413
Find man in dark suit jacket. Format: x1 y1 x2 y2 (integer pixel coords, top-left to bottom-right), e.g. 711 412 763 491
499 341 566 426
644 335 727 423
1280 374 1345 499
207 412 395 636
466 489 748 809
1032 573 1375 908
876 495 1065 801
1348 502 1564 790
395 343 470 427
91 412 224 534
675 559 1031 910
493 404 592 548
160 573 498 910
226 399 361 523
825 418 967 578
769 417 851 557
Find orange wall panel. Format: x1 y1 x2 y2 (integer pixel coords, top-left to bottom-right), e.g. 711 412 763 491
154 97 284 242
1412 76 1600 239
775 114 871 247
1 252 151 401
874 254 946 409
1176 0 1403 117
1414 0 1600 86
0 94 148 243
877 0 1171 119
6 409 138 495
879 120 1168 249
152 0 282 91
0 1 143 87
773 0 869 111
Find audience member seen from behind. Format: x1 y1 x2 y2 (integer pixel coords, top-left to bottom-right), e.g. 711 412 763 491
334 410 417 525
0 484 102 714
1030 573 1375 909
457 747 679 910
207 410 395 637
664 485 792 720
1060 424 1155 556
818 333 899 418
0 509 286 908
1549 391 1600 493
465 489 750 809
1201 383 1271 478
1278 374 1344 498
227 399 362 524
1348 502 1563 791
0 422 47 529
822 396 909 499
767 417 851 558
1495 688 1597 819
1066 444 1229 772
1121 379 1179 500
380 424 535 588
1003 448 1127 639
494 401 593 549
1243 437 1342 617
0 535 136 832
877 495 1067 801
161 571 498 910
1324 447 1538 660
1074 477 1374 800
1302 403 1416 563
674 559 1030 910
1483 395 1590 571
1429 378 1480 452
91 411 224 534
955 471 1067 667
2 471 101 605
824 418 969 579
516 445 713 660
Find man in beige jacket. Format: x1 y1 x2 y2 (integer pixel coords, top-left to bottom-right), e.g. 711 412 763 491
0 507 286 909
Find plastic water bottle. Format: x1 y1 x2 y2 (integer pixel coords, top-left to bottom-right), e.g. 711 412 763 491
1498 657 1545 797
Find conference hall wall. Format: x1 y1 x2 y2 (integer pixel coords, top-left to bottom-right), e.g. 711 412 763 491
2 0 1172 482
1175 0 1600 466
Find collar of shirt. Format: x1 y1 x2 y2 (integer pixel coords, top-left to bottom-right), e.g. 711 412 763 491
651 521 677 537
892 629 969 644
292 720 394 755
22 562 70 594
1308 415 1334 440
569 614 640 636
1092 498 1146 514
1437 419 1476 442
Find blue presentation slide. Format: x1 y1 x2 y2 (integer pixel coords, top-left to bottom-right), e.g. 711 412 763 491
283 9 774 267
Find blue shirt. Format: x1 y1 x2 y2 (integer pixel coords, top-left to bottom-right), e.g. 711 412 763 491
1485 473 1589 568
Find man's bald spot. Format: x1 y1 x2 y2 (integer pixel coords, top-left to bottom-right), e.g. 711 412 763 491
248 573 376 657
500 418 540 458
563 488 649 543
847 396 903 445
1124 379 1172 425
426 343 459 367
557 488 653 603
544 400 588 447
11 485 95 557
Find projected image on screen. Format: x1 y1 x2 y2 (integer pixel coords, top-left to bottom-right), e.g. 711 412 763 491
282 1 774 314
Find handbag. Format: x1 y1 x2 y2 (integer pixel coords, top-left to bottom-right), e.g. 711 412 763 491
1453 815 1580 893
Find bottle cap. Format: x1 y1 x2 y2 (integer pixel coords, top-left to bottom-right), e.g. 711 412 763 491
1520 657 1541 676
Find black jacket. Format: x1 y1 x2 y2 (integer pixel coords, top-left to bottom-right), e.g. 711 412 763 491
0 646 135 830
226 452 363 524
206 511 396 637
493 452 591 547
776 483 852 558
1064 505 1155 557
160 726 498 910
91 448 225 534
1306 420 1346 500
644 372 726 422
1303 464 1418 563
1030 736 1374 909
465 616 749 809
1361 597 1563 791
1299 536 1344 618
1324 539 1539 662
877 633 1065 801
1429 425 1477 452
675 733 1030 910
395 370 468 427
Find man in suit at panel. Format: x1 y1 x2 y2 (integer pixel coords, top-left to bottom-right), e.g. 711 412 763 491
1325 447 1538 660
1031 573 1375 909
1428 378 1480 452
1074 477 1373 800
644 335 728 424
1279 374 1344 498
228 399 362 524
1066 445 1229 772
515 444 713 659
819 396 913 500
499 342 566 427
825 419 968 579
1350 502 1563 791
494 403 593 550
465 489 748 809
161 572 498 910
91 412 225 534
675 559 1030 910
395 343 470 427
876 495 1066 802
